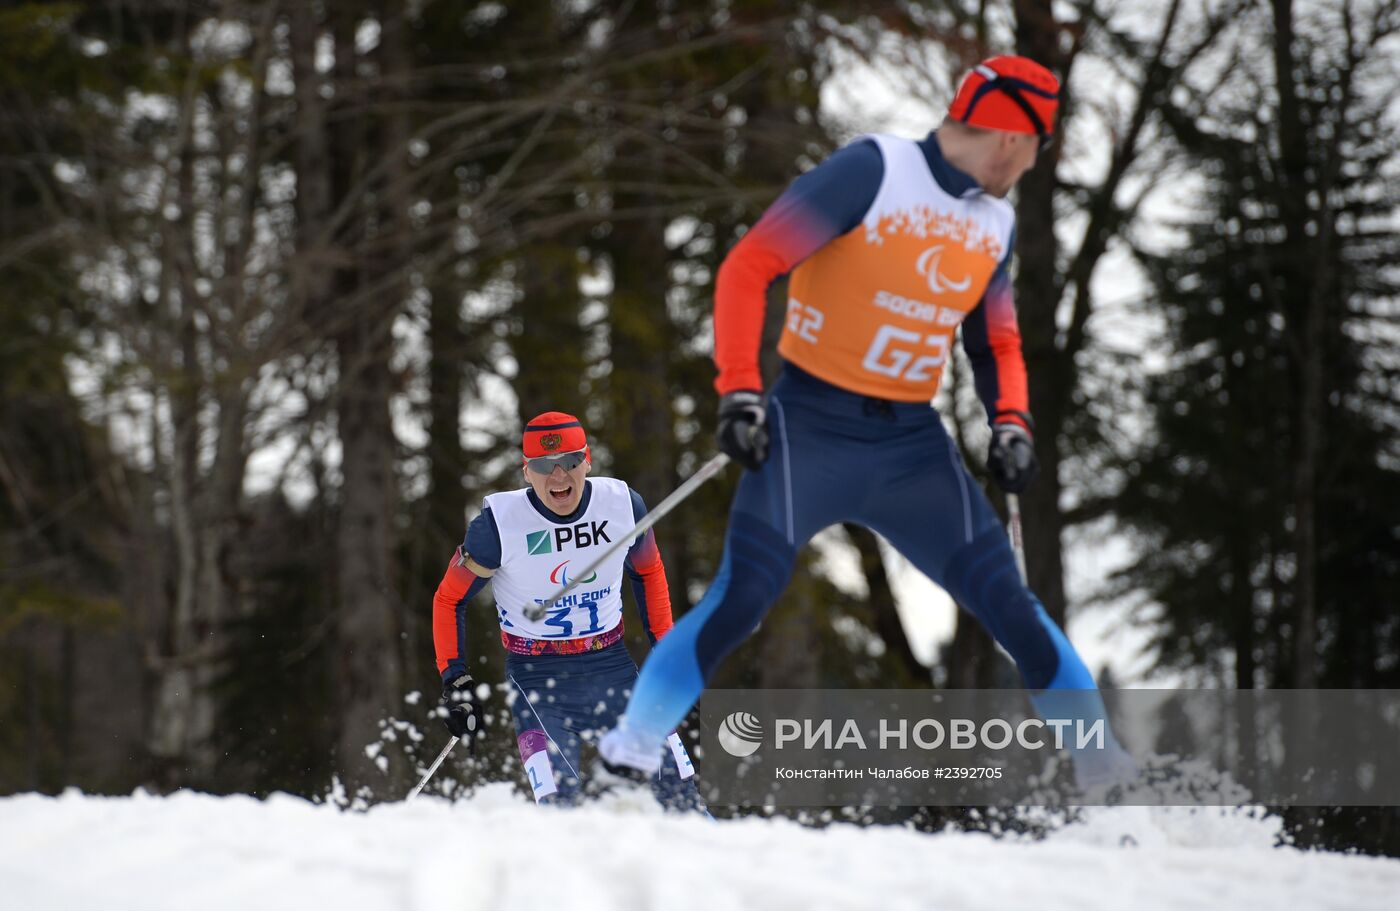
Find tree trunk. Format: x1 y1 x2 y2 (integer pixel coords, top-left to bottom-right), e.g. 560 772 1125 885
332 3 408 789
1268 0 1320 688
608 222 675 511
513 244 587 419
1012 0 1071 628
333 312 401 788
147 17 248 781
427 274 469 542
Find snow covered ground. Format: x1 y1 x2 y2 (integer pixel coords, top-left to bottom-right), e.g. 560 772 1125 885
4 785 1399 911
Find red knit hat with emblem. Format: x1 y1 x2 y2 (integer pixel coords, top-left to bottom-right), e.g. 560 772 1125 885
948 55 1060 137
522 411 589 459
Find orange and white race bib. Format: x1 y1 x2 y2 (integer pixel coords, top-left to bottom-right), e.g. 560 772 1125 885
778 134 1015 402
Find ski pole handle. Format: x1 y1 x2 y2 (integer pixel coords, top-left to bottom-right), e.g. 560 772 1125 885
407 736 458 802
1006 493 1027 584
523 452 731 621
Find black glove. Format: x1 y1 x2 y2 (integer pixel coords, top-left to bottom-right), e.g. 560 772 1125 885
717 390 769 471
441 674 484 747
987 422 1038 494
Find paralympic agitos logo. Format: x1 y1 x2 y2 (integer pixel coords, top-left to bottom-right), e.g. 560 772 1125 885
915 244 973 295
548 560 597 586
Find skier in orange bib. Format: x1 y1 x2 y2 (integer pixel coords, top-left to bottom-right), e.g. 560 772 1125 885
601 56 1134 792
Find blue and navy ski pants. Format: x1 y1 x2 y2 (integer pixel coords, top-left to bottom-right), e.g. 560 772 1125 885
623 363 1101 742
505 640 703 810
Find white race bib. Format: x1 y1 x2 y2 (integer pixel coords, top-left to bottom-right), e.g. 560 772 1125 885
485 478 636 640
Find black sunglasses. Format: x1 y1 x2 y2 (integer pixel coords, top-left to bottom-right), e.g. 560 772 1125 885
525 449 588 474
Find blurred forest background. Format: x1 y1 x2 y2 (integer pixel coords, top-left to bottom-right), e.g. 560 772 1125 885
1 0 1397 852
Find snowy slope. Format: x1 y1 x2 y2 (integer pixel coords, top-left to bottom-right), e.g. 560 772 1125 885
3 785 1398 911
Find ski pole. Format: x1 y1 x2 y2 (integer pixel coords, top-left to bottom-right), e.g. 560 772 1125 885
1006 493 1028 584
523 452 731 621
407 735 458 802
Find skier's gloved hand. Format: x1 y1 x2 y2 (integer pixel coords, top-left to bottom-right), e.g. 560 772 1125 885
717 390 769 471
987 421 1038 494
440 673 484 749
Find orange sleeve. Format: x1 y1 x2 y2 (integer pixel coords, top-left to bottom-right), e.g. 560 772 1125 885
626 531 674 640
433 549 484 676
713 141 884 395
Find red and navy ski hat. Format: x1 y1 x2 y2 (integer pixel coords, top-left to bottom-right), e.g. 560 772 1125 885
522 411 589 459
948 55 1061 139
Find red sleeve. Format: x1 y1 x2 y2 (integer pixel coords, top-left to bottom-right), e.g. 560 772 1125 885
626 531 674 639
714 229 785 394
962 270 1031 431
984 275 1030 427
433 550 482 675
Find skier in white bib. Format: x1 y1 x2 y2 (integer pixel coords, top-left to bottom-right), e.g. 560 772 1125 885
431 411 704 809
